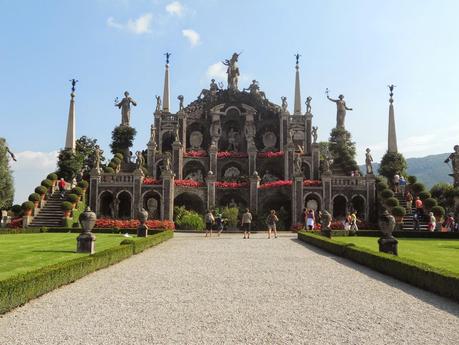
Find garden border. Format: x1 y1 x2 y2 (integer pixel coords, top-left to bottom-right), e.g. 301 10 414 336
0 230 173 315
297 231 459 302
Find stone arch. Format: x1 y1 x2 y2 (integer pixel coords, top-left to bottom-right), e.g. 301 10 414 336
351 194 366 219
186 121 209 151
256 117 280 152
161 131 175 152
220 161 246 181
258 160 284 181
142 190 162 220
98 190 114 218
219 106 244 151
155 158 164 179
116 190 132 219
302 161 312 179
174 192 205 214
332 194 348 219
304 192 322 211
218 192 248 210
183 160 206 182
260 191 292 229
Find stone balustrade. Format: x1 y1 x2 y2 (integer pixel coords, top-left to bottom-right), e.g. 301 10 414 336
331 176 367 188
99 173 135 185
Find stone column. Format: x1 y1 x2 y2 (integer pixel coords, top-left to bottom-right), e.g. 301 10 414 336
162 170 175 221
178 112 187 151
89 169 101 216
132 170 144 218
279 112 289 151
292 175 304 225
22 215 32 228
249 172 261 215
311 143 320 180
305 114 312 155
209 145 218 176
285 143 295 180
366 174 376 222
248 149 257 176
147 144 157 177
322 173 332 213
206 171 216 211
172 141 183 179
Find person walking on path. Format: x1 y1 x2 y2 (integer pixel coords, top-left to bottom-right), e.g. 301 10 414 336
415 196 423 219
215 213 224 237
350 212 358 232
393 173 400 193
399 175 406 194
58 178 66 199
405 191 413 212
241 208 253 239
428 212 436 232
204 210 215 237
266 210 279 239
306 209 315 230
302 208 308 230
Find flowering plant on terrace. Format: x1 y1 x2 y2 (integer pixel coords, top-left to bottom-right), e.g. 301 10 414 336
258 180 292 189
184 150 208 158
303 180 322 187
257 151 284 158
215 181 248 188
95 219 175 229
143 178 162 185
174 179 205 187
217 151 249 159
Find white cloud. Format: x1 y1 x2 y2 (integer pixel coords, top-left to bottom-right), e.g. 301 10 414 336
166 1 184 16
206 62 227 80
107 13 153 34
182 29 200 46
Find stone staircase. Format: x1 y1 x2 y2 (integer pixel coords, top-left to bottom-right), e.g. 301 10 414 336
30 191 66 228
394 192 429 231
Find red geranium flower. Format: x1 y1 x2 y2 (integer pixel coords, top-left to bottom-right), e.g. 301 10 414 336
257 151 284 158
174 179 205 187
215 181 248 188
258 180 292 189
303 179 322 187
217 151 249 158
184 150 208 158
143 178 162 185
95 219 175 230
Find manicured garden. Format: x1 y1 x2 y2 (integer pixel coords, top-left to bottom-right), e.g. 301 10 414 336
0 233 144 280
333 236 459 275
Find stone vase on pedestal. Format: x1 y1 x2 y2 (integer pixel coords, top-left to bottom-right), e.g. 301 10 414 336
77 207 96 254
137 208 149 237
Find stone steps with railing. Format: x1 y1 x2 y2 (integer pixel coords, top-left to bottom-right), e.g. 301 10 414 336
30 191 68 227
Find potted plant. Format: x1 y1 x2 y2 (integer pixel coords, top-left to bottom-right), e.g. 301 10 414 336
391 206 406 224
62 201 74 218
384 197 399 209
21 201 35 217
66 193 79 208
35 186 48 202
47 173 58 186
11 204 22 217
380 189 394 199
431 205 445 225
423 197 438 212
28 193 41 209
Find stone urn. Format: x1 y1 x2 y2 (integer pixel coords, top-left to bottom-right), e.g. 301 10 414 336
137 208 149 237
77 207 96 254
378 210 398 255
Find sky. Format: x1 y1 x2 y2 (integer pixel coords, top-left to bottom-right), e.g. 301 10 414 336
1 0 459 204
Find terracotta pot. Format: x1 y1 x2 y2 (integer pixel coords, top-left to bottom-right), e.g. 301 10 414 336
72 202 77 209
63 210 71 217
34 201 39 209
24 209 32 216
395 216 404 224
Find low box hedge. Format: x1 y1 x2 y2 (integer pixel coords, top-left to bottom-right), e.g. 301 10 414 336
297 231 459 302
0 231 173 314
356 230 459 239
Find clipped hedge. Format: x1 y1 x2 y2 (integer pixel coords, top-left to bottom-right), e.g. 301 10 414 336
0 231 173 314
298 231 459 302
380 189 394 199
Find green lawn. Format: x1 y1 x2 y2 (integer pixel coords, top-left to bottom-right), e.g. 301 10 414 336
334 237 459 275
0 233 142 280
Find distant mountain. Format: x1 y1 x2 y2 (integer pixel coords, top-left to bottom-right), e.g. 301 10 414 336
360 153 453 189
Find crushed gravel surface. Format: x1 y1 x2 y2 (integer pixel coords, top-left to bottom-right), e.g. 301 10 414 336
1 232 458 344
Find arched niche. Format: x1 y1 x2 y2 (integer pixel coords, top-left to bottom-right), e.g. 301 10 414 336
98 191 114 218
305 192 322 211
117 191 132 219
332 195 348 219
351 195 366 219
142 190 162 220
161 131 175 152
174 192 205 214
186 121 209 151
183 160 207 182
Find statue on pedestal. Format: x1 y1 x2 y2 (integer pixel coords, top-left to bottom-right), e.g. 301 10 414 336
312 126 318 144
93 145 102 173
305 96 312 114
243 80 266 100
445 145 459 178
115 91 137 127
163 152 172 172
222 52 241 90
177 95 184 111
155 95 161 112
294 153 303 176
281 96 288 113
365 148 374 175
326 89 352 129
135 151 145 169
227 128 239 152
323 151 333 174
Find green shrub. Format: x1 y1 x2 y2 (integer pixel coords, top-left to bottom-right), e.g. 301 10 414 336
173 206 188 222
176 211 204 230
222 207 239 227
61 201 74 211
114 152 124 160
108 162 117 169
385 197 399 208
21 201 34 211
111 157 121 165
28 193 40 202
103 166 115 174
34 186 47 195
66 194 79 203
47 173 58 181
419 191 431 201
71 187 83 196
431 206 445 218
41 179 53 188
407 175 417 184
423 198 438 211
377 182 389 191
391 206 406 217
11 204 22 216
380 189 394 199
77 180 89 189
411 182 426 195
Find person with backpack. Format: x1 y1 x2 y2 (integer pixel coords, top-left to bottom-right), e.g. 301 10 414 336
215 213 224 237
241 208 253 239
58 178 66 198
204 210 215 237
266 210 279 239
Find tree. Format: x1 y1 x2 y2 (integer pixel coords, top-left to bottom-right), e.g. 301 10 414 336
378 151 407 183
110 126 137 159
328 127 359 175
57 148 84 181
76 136 105 174
0 138 14 209
430 182 456 214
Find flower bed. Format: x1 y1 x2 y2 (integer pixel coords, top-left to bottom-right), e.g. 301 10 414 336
143 178 162 185
215 181 248 188
7 217 23 229
95 219 175 230
257 151 284 158
184 150 208 158
217 151 248 159
303 179 322 187
258 180 292 189
174 179 205 187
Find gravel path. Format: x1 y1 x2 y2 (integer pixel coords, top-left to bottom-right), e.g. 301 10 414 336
1 232 458 344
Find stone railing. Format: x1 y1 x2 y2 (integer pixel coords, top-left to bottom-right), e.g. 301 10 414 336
161 113 178 122
331 176 367 188
99 173 134 186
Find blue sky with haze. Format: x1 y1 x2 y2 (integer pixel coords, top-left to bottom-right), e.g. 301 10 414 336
1 0 458 203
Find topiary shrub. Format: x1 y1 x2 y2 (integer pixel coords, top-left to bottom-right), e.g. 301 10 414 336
418 191 431 201
377 182 389 191
411 182 426 195
28 193 40 202
380 189 394 199
432 205 445 218
11 204 22 216
391 206 406 217
103 166 115 173
108 162 118 169
71 187 83 196
385 197 399 208
66 194 79 203
21 201 34 211
111 157 121 165
35 186 48 195
423 198 438 211
47 173 58 181
41 179 53 188
61 201 74 211
176 211 204 230
77 180 89 189
407 175 417 184
114 152 124 160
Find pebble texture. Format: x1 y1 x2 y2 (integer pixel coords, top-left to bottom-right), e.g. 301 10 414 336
1 233 458 344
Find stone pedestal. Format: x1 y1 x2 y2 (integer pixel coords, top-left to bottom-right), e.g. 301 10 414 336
137 225 148 237
162 170 175 221
378 235 398 255
89 169 101 215
305 113 312 155
249 172 261 215
147 143 157 177
311 143 320 180
77 232 96 254
292 175 304 225
132 170 144 220
365 174 376 222
172 141 183 179
206 172 216 211
284 143 295 180
248 149 257 175
209 145 218 175
322 173 332 212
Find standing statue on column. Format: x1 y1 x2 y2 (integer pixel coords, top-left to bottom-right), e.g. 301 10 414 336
115 91 137 127
222 52 241 90
365 148 374 175
93 145 101 172
155 95 161 112
281 96 288 113
312 126 318 144
135 151 145 169
294 153 303 175
305 96 312 114
177 95 184 111
326 89 353 129
445 145 459 176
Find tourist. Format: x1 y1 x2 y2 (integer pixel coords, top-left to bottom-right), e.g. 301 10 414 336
215 213 224 236
204 210 215 237
415 197 423 219
442 213 455 232
405 191 413 212
399 175 406 194
241 208 253 239
302 208 308 230
306 209 315 230
344 213 352 231
58 178 66 198
350 212 358 232
266 209 279 239
393 173 400 193
71 177 77 188
413 210 420 231
428 212 436 232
